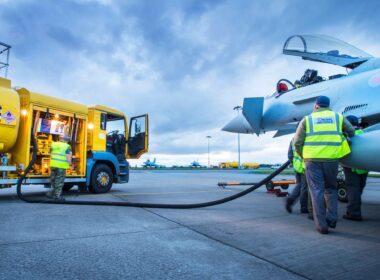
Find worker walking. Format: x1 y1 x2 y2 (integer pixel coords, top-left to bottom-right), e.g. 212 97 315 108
294 96 355 234
285 138 308 214
342 115 368 221
46 134 73 201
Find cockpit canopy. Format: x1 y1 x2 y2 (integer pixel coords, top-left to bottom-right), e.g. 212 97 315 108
283 34 373 69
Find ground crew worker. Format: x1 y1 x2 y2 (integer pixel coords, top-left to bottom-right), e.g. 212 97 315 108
294 96 355 234
285 138 308 214
342 115 368 221
46 134 72 201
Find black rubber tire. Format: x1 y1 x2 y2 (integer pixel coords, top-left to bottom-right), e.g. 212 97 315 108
89 163 114 194
280 184 289 190
337 186 348 203
266 181 274 191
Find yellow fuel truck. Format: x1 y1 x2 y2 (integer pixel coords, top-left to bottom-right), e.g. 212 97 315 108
0 77 148 193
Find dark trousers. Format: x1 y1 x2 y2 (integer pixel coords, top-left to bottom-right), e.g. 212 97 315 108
288 172 308 212
343 167 368 217
305 161 339 230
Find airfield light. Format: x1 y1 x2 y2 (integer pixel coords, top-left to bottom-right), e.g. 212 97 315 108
233 106 242 169
206 135 212 168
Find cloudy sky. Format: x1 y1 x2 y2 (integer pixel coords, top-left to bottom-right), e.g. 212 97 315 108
1 0 379 166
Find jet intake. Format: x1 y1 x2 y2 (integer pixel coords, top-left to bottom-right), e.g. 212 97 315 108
340 128 380 172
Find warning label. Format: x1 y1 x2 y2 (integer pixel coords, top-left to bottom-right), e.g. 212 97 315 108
3 111 16 124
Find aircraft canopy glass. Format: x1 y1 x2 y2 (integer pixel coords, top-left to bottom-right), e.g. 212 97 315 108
283 35 373 68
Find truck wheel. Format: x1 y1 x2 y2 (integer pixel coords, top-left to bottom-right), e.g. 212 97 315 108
89 164 113 194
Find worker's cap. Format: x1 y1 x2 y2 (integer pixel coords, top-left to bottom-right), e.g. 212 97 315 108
346 115 359 126
315 96 330 107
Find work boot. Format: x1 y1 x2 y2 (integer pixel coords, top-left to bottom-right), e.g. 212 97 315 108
343 214 362 221
317 228 329 234
326 219 337 229
53 197 66 202
285 197 293 213
46 192 54 199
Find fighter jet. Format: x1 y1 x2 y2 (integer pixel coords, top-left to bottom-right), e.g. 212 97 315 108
189 161 207 168
142 158 165 168
223 34 380 171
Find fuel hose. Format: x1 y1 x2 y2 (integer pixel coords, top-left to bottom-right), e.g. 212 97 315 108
17 135 290 208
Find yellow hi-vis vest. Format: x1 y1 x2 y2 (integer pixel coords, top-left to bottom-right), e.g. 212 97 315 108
292 139 305 173
303 110 351 159
352 129 368 175
50 142 70 169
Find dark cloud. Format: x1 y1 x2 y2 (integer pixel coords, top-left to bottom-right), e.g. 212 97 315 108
1 0 379 164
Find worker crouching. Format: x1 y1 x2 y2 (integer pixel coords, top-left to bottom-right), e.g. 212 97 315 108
46 134 73 201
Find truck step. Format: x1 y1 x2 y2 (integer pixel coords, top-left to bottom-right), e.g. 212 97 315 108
0 166 17 172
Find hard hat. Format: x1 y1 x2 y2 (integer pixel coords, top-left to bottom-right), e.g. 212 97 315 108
315 96 330 107
346 115 359 126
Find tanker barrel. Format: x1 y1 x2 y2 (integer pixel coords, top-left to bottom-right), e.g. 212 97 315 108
340 129 380 172
0 78 20 153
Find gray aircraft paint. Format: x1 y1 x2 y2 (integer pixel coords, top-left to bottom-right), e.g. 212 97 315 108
223 34 380 171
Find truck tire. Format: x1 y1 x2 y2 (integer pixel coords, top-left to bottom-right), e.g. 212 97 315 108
89 163 114 194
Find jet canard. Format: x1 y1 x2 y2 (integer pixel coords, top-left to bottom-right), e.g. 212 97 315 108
223 34 380 171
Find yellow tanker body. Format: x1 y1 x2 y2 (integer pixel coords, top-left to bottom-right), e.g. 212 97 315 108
0 76 149 193
0 78 20 153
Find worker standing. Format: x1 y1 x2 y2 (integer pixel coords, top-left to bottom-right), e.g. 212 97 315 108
285 138 308 214
46 134 73 201
342 115 368 221
294 96 355 234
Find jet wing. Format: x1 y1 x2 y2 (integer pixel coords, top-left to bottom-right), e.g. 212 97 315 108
273 128 295 138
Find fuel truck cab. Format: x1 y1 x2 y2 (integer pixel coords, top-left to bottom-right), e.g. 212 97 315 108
0 77 148 193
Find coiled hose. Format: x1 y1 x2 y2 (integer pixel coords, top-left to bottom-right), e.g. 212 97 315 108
17 135 290 208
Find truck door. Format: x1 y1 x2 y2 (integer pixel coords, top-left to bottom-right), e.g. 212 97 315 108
126 114 148 159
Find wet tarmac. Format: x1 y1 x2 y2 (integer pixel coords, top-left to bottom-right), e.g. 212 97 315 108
1 169 380 280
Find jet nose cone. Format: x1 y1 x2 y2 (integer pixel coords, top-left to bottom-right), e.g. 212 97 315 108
222 114 253 134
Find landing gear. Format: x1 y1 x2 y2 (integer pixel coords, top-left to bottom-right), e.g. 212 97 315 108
337 180 348 203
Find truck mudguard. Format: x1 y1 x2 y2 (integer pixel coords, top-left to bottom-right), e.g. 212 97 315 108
86 151 121 186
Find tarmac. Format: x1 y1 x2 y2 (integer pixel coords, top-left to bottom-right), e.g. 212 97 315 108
1 169 380 280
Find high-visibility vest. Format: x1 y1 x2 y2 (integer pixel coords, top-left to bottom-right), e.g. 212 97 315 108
303 110 351 159
291 139 305 173
50 142 70 169
352 129 368 175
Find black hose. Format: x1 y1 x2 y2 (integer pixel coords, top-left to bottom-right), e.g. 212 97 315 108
17 135 291 208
